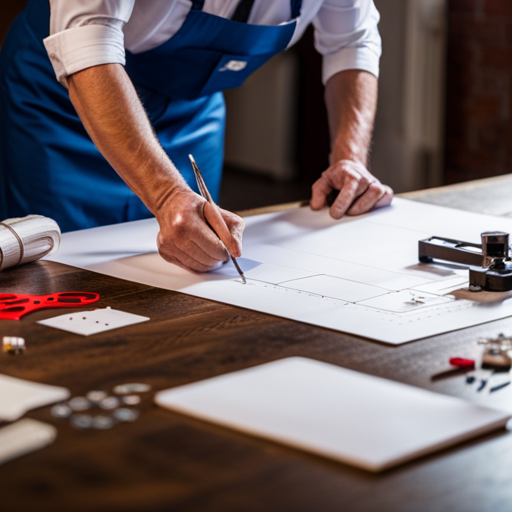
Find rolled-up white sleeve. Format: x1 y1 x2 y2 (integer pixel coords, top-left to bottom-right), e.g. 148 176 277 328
313 0 382 85
43 0 135 87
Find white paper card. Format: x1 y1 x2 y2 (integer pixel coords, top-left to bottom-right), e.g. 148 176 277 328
0 419 57 465
48 199 512 344
155 357 510 472
0 374 69 422
37 307 149 336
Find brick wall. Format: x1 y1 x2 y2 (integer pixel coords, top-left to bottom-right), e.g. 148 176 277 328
445 0 512 184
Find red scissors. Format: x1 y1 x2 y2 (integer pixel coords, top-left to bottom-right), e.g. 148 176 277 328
0 292 100 320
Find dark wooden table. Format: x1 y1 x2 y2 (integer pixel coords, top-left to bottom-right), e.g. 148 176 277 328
3 177 512 512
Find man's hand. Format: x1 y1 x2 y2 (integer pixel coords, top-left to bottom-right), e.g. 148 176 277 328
314 70 393 220
68 65 245 274
156 186 245 273
310 159 393 219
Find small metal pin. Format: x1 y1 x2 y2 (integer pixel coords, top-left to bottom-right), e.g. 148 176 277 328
490 381 511 393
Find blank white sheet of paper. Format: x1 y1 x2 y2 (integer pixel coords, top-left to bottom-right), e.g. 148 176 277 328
155 357 511 472
48 198 512 344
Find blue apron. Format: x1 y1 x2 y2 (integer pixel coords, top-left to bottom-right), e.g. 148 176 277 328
0 0 301 232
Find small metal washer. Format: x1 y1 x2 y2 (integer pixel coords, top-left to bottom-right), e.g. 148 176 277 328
51 403 72 419
99 396 120 410
70 414 93 429
122 395 141 406
86 390 108 403
113 408 139 422
91 415 116 430
113 383 151 395
68 396 91 411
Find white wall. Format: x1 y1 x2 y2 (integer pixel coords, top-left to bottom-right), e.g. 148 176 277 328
372 0 447 192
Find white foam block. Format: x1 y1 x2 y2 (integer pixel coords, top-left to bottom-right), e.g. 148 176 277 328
37 307 149 336
155 357 511 472
0 419 57 465
0 374 69 422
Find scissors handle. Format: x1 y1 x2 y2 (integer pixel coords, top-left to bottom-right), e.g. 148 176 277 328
0 292 100 320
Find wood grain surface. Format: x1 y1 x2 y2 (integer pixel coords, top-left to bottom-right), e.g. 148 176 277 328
2 179 512 512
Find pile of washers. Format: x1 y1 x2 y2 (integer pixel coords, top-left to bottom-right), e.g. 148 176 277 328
51 383 151 430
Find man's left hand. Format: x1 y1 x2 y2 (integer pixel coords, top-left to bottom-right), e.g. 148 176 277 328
310 159 393 219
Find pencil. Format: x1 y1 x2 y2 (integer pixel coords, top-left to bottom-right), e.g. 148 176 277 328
189 154 246 284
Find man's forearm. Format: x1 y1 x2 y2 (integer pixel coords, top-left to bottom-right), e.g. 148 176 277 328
67 63 187 215
324 70 378 167
311 69 391 218
67 63 244 273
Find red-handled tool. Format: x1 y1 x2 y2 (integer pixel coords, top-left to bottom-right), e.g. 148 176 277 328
0 292 100 320
449 357 475 370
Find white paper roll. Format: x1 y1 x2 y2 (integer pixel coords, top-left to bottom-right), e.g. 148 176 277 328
0 215 61 271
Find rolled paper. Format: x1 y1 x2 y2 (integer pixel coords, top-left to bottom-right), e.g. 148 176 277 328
0 215 61 271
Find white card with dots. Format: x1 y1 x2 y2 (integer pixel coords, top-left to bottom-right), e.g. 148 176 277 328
37 307 149 336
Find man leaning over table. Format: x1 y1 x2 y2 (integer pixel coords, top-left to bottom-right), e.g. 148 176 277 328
0 0 393 272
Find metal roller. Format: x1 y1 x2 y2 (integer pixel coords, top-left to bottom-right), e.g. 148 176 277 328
0 215 61 271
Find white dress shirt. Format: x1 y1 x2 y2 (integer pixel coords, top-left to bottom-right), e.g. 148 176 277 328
44 0 381 88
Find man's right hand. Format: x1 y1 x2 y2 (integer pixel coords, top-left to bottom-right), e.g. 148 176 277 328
67 64 244 271
156 186 245 273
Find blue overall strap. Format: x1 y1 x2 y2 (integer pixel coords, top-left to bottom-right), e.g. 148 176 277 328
191 0 205 10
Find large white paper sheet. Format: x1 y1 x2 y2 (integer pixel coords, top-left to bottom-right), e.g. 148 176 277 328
48 198 512 344
155 357 511 472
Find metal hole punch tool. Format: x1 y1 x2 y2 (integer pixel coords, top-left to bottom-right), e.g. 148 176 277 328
419 231 512 292
478 333 512 370
189 154 246 284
